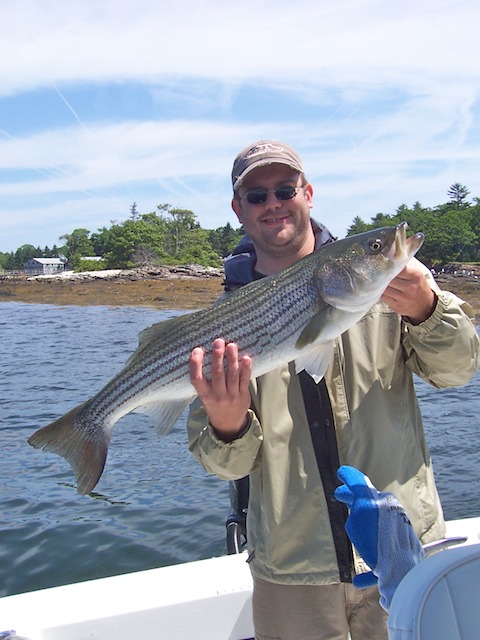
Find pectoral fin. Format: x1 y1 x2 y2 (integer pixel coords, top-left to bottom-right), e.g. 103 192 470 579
295 306 333 350
135 397 195 436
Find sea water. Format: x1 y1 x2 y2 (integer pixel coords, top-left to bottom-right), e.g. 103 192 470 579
0 302 478 597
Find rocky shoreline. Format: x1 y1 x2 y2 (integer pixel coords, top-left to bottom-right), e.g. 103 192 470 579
0 265 225 310
0 265 479 320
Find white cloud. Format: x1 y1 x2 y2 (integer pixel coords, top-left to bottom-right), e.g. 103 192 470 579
1 0 479 252
2 0 479 93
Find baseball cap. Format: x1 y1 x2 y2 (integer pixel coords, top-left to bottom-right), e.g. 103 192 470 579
231 140 304 191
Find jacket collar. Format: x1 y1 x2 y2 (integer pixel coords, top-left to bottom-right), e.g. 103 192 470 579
223 219 336 291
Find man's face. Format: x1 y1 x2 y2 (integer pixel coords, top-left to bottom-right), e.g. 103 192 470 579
232 164 314 259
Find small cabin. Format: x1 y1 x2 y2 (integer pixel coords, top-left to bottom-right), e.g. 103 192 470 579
24 257 66 275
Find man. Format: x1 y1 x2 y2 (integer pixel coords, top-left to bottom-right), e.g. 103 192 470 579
187 140 479 639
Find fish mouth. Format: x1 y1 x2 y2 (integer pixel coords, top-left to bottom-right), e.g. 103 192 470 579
389 222 424 260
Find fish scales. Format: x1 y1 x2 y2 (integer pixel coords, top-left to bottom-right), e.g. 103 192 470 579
28 223 424 494
100 261 320 403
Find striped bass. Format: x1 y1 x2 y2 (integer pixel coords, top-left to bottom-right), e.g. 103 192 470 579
28 223 424 495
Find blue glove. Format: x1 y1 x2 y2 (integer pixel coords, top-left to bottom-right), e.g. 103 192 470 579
334 465 425 611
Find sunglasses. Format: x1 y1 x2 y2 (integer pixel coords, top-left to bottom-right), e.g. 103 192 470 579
240 185 300 205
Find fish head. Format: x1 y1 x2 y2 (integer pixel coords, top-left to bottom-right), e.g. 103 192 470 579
314 222 424 312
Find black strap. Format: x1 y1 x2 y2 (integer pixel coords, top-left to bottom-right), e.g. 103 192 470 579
298 371 353 582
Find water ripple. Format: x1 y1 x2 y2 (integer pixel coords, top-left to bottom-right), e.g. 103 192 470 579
0 302 478 597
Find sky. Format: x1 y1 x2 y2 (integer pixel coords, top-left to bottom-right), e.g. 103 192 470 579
1 0 479 253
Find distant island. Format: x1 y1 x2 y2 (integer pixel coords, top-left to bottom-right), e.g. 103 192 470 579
0 265 224 310
0 264 479 321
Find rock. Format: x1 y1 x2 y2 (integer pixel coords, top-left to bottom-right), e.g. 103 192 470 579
27 264 224 283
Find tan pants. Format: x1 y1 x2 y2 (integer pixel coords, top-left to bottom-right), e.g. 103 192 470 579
252 577 388 640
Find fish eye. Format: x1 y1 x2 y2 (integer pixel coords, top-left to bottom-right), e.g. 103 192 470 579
369 238 383 252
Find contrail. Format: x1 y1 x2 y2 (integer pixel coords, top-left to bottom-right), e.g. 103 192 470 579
52 84 89 132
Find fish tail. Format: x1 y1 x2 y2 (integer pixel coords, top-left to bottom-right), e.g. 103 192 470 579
27 403 108 496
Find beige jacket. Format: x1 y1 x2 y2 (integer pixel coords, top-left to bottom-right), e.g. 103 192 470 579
188 269 479 586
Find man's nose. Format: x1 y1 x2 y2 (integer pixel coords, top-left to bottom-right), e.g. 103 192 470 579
264 191 282 209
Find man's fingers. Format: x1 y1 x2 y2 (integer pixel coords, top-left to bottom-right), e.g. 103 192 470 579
189 346 209 393
225 342 240 384
239 355 253 390
190 339 252 399
211 338 228 393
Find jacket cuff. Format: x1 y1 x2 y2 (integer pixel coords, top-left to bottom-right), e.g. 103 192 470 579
404 291 462 334
196 410 263 479
211 412 253 443
205 409 260 446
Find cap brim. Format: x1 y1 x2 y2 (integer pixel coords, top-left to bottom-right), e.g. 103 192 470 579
233 159 303 191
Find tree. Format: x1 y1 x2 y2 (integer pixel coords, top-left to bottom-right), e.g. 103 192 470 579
132 244 161 267
447 183 470 209
59 229 95 260
419 209 475 264
208 223 245 257
8 244 38 270
346 216 369 236
0 251 9 270
96 213 168 268
470 200 480 261
4 184 479 269
370 212 395 227
130 202 139 221
176 227 222 267
163 207 198 257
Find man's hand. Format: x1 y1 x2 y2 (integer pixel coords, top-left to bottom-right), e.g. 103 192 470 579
381 258 437 324
189 338 252 442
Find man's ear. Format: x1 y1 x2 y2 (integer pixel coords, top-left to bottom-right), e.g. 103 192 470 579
232 197 243 223
305 183 314 209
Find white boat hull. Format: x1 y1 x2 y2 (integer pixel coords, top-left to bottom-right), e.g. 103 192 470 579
1 517 479 640
0 552 254 640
